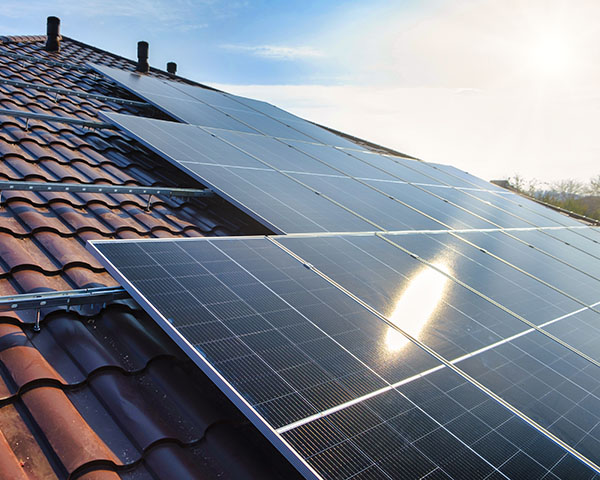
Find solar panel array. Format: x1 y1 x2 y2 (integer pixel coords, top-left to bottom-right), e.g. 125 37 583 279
90 231 600 479
89 64 600 479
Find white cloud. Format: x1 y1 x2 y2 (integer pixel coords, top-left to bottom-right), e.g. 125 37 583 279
220 44 324 60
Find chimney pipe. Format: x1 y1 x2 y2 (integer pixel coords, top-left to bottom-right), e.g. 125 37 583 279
45 16 61 52
166 62 177 75
136 41 149 73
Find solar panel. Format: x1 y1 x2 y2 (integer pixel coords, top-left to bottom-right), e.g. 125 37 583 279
205 128 342 175
341 150 449 185
427 163 507 192
453 230 600 305
91 64 363 148
363 180 500 229
288 173 445 231
89 235 600 479
464 189 584 227
381 231 583 321
285 141 398 181
100 112 377 234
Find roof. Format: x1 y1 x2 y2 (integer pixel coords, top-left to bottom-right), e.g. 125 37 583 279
0 33 300 479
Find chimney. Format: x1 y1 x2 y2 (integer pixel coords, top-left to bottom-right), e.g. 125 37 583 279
45 16 61 52
136 41 149 73
166 62 177 75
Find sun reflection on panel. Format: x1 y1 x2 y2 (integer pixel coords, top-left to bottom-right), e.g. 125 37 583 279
385 261 450 352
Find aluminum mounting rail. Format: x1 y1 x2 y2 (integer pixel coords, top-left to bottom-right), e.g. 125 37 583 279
0 180 215 210
2 51 93 72
0 180 214 198
0 286 130 331
0 78 149 107
0 108 114 129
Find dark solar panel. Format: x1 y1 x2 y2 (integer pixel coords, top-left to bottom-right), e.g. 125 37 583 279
91 63 362 148
465 189 585 227
206 128 342 175
363 180 499 229
288 173 445 231
101 112 377 234
285 141 398 181
419 187 556 228
90 236 599 479
454 230 600 305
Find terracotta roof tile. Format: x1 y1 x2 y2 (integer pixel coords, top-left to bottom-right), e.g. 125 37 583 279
0 34 294 479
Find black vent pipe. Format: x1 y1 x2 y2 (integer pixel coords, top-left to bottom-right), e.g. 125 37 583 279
45 16 61 52
136 41 149 73
166 62 177 75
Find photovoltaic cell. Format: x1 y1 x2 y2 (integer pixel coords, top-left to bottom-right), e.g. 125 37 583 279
195 165 378 233
276 234 530 359
536 228 600 261
495 229 600 280
102 113 266 168
218 107 316 142
90 236 599 479
90 60 600 479
166 82 260 112
392 158 481 189
273 233 600 470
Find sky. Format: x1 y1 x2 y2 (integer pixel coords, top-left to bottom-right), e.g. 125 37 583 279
3 0 600 185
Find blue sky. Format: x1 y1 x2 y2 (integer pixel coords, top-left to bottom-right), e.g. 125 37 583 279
3 0 600 185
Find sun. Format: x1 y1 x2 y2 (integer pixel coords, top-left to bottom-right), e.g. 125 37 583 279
528 34 573 76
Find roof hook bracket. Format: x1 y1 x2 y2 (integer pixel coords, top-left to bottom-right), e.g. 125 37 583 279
33 308 41 332
145 194 153 212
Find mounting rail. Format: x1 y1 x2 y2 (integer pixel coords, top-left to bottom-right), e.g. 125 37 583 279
0 78 149 107
0 108 114 129
2 51 92 72
0 286 130 331
0 180 215 211
0 180 214 198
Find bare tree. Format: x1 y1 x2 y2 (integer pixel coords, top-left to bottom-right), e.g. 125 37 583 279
508 174 538 196
587 174 600 196
550 178 584 198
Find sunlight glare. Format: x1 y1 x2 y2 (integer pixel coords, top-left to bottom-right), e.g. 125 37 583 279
385 261 450 352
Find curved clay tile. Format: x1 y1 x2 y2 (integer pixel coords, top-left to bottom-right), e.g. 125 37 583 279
0 429 30 480
22 386 122 473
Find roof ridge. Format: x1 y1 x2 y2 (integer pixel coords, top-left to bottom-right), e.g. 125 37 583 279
0 35 46 45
